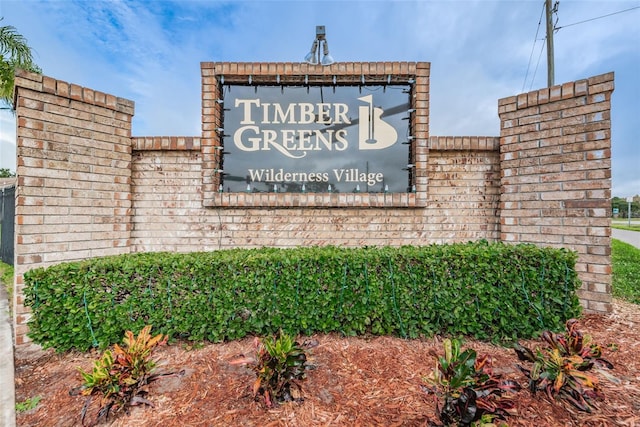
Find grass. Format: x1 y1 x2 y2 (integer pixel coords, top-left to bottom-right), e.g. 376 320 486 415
0 261 14 314
0 261 13 291
612 218 640 232
612 239 640 304
15 395 41 413
612 224 640 232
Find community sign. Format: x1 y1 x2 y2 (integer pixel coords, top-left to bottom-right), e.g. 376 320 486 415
221 84 412 193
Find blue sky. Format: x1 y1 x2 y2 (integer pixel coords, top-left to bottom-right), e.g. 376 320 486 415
1 0 638 197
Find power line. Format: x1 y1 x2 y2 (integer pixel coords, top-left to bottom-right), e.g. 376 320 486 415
522 3 637 91
530 38 547 91
556 6 640 30
522 1 546 93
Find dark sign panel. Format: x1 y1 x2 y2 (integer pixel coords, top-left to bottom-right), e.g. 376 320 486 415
221 84 411 193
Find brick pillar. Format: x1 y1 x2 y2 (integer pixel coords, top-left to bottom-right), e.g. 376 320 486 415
13 70 134 347
499 72 613 313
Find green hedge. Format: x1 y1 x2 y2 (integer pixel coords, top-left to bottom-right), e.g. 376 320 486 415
24 242 582 352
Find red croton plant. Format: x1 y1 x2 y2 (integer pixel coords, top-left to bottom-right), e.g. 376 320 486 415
514 318 615 413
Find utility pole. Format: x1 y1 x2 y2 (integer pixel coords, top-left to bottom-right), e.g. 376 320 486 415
546 0 555 87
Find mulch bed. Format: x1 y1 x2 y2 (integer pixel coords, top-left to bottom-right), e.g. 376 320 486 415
15 299 640 426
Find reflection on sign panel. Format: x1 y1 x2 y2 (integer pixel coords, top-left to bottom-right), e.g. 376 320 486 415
221 85 412 193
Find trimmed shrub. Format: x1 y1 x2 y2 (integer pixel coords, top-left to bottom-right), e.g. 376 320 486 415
24 242 582 352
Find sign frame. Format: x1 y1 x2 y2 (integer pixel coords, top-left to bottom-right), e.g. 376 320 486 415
200 62 430 208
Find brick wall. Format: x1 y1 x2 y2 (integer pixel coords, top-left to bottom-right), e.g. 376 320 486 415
126 61 500 251
426 137 501 242
499 73 614 313
10 66 614 349
130 140 500 250
13 70 134 345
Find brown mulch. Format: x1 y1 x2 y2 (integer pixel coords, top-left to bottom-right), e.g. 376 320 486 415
15 299 640 427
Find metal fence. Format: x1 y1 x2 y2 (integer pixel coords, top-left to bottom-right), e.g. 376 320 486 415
1 185 15 265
